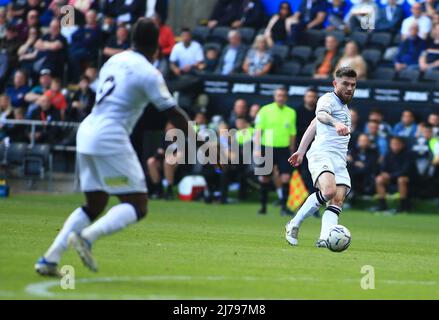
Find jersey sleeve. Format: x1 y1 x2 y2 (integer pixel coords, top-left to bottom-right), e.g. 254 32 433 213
254 109 266 130
144 70 176 112
289 109 297 136
316 95 334 115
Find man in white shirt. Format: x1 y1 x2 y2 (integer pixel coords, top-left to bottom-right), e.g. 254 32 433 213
35 18 191 276
401 2 432 40
169 28 205 77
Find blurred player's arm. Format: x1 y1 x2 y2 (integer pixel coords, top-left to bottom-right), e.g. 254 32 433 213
288 118 316 167
162 106 192 136
316 109 350 136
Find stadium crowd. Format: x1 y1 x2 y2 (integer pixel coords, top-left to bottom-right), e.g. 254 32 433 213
0 0 438 211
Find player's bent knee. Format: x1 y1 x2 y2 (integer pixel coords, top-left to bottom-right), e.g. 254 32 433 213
321 187 337 201
81 205 102 222
135 206 148 220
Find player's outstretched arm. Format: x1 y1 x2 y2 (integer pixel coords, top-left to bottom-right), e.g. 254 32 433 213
316 110 350 136
163 106 192 136
288 118 316 167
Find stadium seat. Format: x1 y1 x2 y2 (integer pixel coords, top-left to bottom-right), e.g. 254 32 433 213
313 46 325 60
301 29 324 48
299 63 315 76
207 26 230 45
349 32 369 49
382 46 399 62
422 69 439 83
371 67 396 81
192 26 211 44
392 33 401 46
368 32 392 51
23 144 53 191
203 42 223 53
397 68 420 82
362 49 382 70
6 143 27 166
271 44 289 61
275 61 301 76
290 46 312 64
239 27 256 45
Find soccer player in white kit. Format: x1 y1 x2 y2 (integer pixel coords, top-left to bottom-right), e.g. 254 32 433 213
285 67 357 248
35 19 191 276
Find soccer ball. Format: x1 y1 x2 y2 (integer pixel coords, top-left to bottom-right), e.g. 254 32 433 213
327 225 351 252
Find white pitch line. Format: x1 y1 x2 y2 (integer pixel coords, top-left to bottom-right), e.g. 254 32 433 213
25 275 439 299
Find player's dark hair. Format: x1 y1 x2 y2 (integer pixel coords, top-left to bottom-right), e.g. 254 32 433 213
131 18 159 56
181 27 191 34
335 67 357 79
368 119 380 125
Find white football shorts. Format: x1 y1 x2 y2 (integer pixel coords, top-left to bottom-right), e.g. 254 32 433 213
307 150 351 191
77 151 147 194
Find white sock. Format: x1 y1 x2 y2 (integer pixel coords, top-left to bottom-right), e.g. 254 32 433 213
277 188 283 200
319 205 341 240
290 191 326 228
44 207 90 263
81 203 138 244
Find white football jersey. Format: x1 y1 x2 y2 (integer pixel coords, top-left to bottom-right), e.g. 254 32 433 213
77 50 176 155
309 92 352 157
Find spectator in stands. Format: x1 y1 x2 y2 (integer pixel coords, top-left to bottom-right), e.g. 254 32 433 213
0 23 21 88
216 30 247 75
169 28 205 77
16 9 40 42
34 19 67 78
364 108 393 138
0 8 6 41
228 98 248 129
375 0 404 33
296 87 318 142
17 26 40 78
68 9 101 83
289 0 328 45
392 110 418 139
102 23 130 62
234 116 253 199
248 103 260 126
365 119 388 163
28 93 61 144
145 0 169 23
68 0 98 16
401 2 432 40
335 41 367 80
152 13 174 59
395 23 426 72
428 112 439 137
193 111 208 133
425 0 439 19
326 0 349 32
348 107 361 151
419 24 439 72
411 123 438 195
347 133 378 198
313 35 341 79
24 68 52 105
4 107 28 142
344 0 378 32
375 137 412 212
207 0 266 30
66 75 94 122
204 47 220 73
84 65 98 92
44 77 67 120
6 69 30 110
242 35 273 77
103 0 145 25
0 94 13 140
264 1 295 48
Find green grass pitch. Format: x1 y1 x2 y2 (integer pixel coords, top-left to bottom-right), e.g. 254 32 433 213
0 194 438 299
